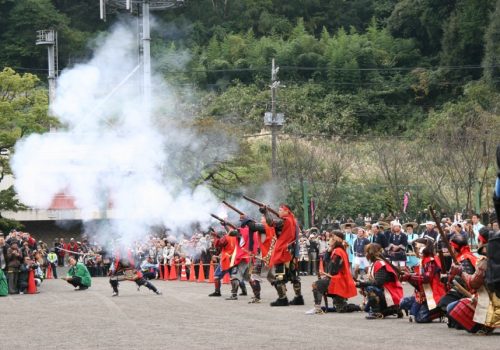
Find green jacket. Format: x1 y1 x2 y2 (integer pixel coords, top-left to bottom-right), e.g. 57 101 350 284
67 262 92 287
0 269 7 296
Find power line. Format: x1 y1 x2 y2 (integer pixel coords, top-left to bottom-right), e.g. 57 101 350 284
11 64 500 74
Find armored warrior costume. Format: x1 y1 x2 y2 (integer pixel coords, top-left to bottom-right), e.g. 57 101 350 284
307 231 359 314
224 225 251 300
400 238 446 323
263 204 304 307
357 243 404 319
437 235 476 327
243 216 275 303
208 230 234 297
447 228 500 334
109 248 161 297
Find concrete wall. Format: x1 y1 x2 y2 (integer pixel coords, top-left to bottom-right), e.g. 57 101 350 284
19 220 84 245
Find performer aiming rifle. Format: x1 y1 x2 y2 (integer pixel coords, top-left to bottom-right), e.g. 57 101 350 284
243 196 303 307
223 201 276 303
207 221 243 298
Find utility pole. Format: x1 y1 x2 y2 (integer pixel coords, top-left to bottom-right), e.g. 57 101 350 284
36 30 58 106
302 179 310 229
99 0 185 117
141 0 152 117
264 59 284 179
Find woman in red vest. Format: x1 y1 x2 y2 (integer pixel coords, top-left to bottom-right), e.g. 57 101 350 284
437 234 478 328
306 230 359 314
356 243 404 319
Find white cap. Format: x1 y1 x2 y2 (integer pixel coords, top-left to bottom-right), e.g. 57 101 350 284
420 221 436 226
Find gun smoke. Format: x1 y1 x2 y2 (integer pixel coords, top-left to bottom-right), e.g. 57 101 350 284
11 20 232 248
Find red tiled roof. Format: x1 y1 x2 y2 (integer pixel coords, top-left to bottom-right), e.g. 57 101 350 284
49 192 77 210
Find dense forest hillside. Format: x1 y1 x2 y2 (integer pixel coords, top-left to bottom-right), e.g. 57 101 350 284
1 0 499 224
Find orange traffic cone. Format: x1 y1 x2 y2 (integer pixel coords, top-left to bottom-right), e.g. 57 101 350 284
159 263 164 280
189 263 196 282
27 269 37 294
169 260 177 280
163 263 169 281
319 257 324 275
208 261 215 283
222 270 230 284
45 264 53 279
180 262 187 281
197 261 206 282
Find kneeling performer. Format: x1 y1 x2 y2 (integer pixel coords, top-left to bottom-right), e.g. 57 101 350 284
306 231 358 314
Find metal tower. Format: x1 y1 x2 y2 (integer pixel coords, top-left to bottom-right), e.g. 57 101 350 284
99 1 185 116
36 30 58 106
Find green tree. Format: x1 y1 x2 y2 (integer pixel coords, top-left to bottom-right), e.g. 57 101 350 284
0 68 55 230
482 0 500 89
0 0 95 71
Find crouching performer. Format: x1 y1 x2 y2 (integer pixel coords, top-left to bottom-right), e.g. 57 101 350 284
356 243 404 319
109 248 161 297
447 228 500 334
399 238 446 323
63 256 91 291
306 230 359 315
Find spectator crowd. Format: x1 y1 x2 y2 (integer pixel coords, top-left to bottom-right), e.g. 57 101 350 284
1 209 497 296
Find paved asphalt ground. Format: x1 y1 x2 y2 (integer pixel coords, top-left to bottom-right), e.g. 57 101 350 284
2 274 498 350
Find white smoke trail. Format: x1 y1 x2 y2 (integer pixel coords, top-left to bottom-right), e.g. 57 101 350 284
11 21 228 247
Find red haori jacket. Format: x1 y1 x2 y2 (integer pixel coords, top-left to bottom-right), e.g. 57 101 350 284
327 247 358 299
232 226 250 266
409 256 446 308
373 260 404 306
260 223 276 258
270 213 296 267
457 246 477 268
215 235 236 271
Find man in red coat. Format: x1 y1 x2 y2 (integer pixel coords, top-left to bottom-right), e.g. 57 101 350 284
208 228 236 297
262 204 304 307
306 231 359 314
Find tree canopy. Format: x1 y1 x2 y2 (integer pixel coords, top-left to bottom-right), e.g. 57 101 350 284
1 0 499 223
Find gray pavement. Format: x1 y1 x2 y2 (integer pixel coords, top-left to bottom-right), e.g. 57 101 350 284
1 275 498 349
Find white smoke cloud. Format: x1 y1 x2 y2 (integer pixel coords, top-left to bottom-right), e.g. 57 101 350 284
11 21 227 246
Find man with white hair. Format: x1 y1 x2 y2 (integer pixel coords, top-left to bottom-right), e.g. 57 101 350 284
420 221 438 241
386 221 408 267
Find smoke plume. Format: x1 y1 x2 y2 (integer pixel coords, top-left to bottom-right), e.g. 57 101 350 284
11 21 227 246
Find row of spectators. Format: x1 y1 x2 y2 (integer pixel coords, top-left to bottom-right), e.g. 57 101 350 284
2 211 497 295
0 230 46 294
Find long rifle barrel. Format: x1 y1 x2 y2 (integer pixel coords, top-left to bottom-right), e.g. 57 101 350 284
210 214 237 230
222 201 245 216
242 195 280 216
428 205 458 264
